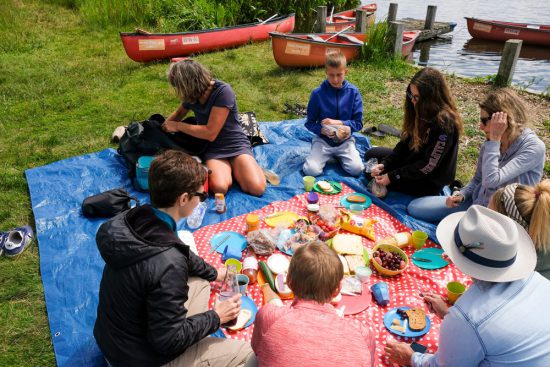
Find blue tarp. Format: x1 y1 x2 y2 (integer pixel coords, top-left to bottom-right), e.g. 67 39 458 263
26 119 437 366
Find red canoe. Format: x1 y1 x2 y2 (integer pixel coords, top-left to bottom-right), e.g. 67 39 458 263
120 14 295 62
326 3 377 32
465 17 550 47
270 31 420 68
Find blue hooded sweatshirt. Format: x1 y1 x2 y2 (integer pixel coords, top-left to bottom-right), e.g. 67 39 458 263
305 79 363 147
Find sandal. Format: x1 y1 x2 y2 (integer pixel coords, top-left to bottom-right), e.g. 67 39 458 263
0 231 7 256
362 126 385 138
3 226 34 257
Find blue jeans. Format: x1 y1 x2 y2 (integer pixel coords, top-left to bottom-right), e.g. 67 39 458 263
407 195 473 223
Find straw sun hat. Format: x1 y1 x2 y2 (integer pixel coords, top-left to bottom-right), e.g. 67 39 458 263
436 205 536 282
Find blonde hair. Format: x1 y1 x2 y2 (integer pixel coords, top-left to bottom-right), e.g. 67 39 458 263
325 50 347 68
287 241 343 304
479 88 530 142
167 59 212 103
491 180 550 253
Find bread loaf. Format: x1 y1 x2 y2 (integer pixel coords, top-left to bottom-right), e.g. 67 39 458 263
317 180 333 192
347 194 366 203
405 308 426 331
333 234 364 255
227 309 253 331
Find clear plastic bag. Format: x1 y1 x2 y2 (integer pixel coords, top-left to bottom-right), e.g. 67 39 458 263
368 179 388 198
247 229 277 255
364 158 378 174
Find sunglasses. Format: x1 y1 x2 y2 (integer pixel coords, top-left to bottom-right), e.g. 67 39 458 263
406 91 420 103
480 116 491 125
191 191 209 202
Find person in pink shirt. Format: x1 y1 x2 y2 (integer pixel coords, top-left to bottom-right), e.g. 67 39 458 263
251 242 376 367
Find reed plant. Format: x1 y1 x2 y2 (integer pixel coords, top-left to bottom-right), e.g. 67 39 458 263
43 0 360 31
360 20 395 62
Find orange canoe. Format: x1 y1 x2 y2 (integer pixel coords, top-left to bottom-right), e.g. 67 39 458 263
120 14 295 62
465 17 550 47
270 31 421 68
326 3 377 32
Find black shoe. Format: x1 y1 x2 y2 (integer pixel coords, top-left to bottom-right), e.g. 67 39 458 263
378 124 401 137
362 126 385 137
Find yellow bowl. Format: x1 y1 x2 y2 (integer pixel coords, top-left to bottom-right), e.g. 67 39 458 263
371 243 409 277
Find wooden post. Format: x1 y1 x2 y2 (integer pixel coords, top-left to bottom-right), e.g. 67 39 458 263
424 5 437 30
355 10 367 33
388 3 398 22
418 43 430 66
315 6 327 33
389 21 404 57
496 39 522 86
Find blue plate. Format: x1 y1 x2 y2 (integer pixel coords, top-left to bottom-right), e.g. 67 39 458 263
412 248 449 270
340 193 372 210
383 306 431 337
210 232 247 254
241 295 258 328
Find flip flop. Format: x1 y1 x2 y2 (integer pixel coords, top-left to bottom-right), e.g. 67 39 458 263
362 126 385 138
378 124 401 137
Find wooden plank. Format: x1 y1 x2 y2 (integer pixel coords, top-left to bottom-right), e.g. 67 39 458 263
398 18 455 41
388 3 398 22
316 6 327 33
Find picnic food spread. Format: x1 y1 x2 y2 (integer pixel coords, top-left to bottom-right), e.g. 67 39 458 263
193 184 470 365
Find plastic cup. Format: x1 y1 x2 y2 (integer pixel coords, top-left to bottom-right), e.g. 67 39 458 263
350 203 364 214
303 176 315 192
224 258 242 273
355 266 372 283
411 230 428 250
370 282 390 306
447 281 466 304
236 274 249 295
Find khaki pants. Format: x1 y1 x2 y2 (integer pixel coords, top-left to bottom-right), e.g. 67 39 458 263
162 277 253 367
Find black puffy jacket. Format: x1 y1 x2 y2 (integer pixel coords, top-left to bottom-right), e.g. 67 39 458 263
93 205 219 367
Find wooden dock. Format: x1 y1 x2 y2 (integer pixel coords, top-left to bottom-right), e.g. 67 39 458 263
398 18 456 42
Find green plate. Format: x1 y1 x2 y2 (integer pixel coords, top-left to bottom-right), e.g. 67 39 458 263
313 180 342 195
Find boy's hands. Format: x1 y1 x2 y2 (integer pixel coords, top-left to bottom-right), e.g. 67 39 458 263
321 126 337 137
321 118 343 126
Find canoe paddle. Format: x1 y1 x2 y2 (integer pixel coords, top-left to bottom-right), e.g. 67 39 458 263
325 26 353 42
260 14 278 25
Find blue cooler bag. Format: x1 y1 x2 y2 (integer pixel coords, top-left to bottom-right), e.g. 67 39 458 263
135 156 154 191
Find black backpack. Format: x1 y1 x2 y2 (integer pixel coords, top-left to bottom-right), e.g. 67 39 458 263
117 114 209 178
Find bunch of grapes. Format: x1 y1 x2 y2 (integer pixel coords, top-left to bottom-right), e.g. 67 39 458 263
372 249 406 271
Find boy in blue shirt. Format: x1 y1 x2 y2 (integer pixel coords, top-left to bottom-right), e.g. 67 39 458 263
303 50 364 177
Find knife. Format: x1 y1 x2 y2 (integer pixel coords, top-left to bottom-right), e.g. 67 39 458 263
209 233 231 254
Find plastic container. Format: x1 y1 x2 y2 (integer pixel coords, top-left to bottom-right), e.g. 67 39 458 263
215 193 226 213
246 214 260 233
187 201 207 229
242 249 258 284
135 156 154 191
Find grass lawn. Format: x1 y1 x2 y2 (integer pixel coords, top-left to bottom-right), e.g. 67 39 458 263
0 0 548 365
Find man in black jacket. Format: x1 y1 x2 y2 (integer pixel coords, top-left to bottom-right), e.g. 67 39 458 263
94 150 252 367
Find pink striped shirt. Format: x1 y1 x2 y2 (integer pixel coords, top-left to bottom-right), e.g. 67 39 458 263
251 299 376 367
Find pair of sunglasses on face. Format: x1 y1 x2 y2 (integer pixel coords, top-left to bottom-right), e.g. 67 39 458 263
406 91 420 103
480 116 491 125
190 191 208 202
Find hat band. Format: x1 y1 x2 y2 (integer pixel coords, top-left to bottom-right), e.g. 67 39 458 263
454 227 517 268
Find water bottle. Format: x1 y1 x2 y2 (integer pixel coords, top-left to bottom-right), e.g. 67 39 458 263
186 201 207 229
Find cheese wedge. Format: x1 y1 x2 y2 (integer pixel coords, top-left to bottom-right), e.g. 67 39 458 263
227 309 253 331
333 234 364 255
394 232 412 248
